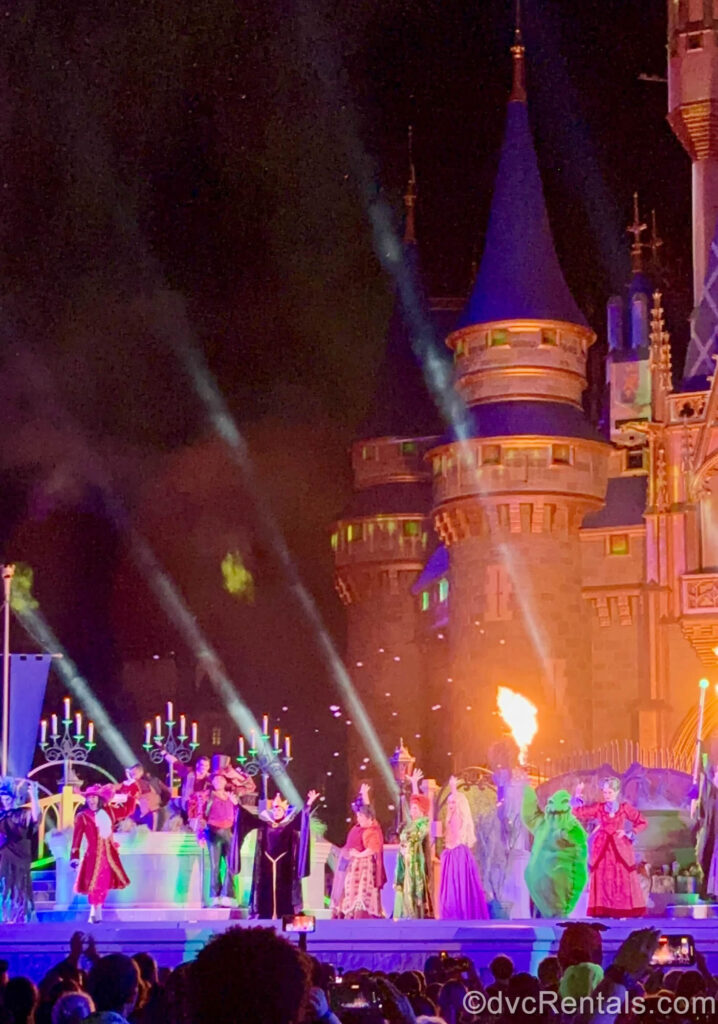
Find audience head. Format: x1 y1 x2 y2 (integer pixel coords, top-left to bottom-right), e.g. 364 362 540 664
537 955 561 990
132 953 159 987
87 955 139 1017
51 992 94 1024
557 922 604 968
190 925 311 1024
4 977 39 1024
489 954 514 982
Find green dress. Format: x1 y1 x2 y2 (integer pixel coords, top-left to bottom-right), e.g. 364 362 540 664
393 816 433 918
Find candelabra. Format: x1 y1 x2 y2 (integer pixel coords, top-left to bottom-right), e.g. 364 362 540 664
38 696 96 787
237 714 292 803
143 702 198 790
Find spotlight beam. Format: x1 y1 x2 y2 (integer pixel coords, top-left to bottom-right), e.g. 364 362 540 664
16 605 138 769
152 293 399 800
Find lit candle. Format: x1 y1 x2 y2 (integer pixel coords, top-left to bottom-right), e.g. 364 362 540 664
63 697 71 721
51 714 58 737
155 715 162 738
88 721 95 745
166 701 173 723
239 735 245 758
75 711 82 736
180 714 186 737
191 721 198 745
262 714 269 736
144 721 151 746
40 720 47 745
285 735 291 759
250 729 256 751
273 728 280 750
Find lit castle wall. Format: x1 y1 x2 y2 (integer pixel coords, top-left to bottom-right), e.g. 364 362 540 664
332 3 718 780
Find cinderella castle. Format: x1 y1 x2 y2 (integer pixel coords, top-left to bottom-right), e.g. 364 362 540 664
331 3 718 778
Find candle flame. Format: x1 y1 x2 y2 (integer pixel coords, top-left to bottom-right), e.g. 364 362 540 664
497 686 538 764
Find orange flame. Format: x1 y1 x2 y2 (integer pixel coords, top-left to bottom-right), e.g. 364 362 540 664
497 686 538 764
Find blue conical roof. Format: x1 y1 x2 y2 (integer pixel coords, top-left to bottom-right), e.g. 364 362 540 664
458 98 587 329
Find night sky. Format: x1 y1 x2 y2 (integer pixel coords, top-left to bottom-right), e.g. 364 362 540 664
0 0 693 824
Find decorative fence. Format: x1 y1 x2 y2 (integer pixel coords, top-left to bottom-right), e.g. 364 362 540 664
537 741 693 779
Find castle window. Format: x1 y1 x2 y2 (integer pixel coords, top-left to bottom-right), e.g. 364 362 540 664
687 32 703 51
439 578 449 602
403 521 420 538
627 449 644 471
552 444 572 465
347 524 362 542
421 591 430 612
211 727 222 747
331 532 338 550
608 534 629 556
541 330 557 346
361 446 376 460
490 330 509 347
455 340 465 358
433 457 442 476
482 445 501 466
401 441 418 456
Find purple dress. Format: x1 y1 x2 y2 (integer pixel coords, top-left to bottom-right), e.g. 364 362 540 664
438 792 489 920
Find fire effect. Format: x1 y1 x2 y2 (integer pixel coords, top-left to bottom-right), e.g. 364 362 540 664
497 686 538 764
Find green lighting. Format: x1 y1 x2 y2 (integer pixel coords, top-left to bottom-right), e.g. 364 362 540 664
9 563 39 614
221 552 255 602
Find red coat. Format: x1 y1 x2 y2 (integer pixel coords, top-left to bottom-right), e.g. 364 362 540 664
573 800 647 917
71 783 138 900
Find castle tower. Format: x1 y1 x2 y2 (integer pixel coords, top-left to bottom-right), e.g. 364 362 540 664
605 195 655 446
429 31 611 764
668 0 718 304
332 145 450 789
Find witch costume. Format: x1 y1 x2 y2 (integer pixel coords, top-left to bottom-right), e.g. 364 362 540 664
0 780 38 923
231 797 311 919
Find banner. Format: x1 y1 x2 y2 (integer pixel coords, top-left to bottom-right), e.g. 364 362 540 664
8 654 53 778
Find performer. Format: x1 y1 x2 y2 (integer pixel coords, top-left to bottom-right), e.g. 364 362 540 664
0 779 40 923
200 770 240 907
70 779 139 922
127 763 171 831
521 787 588 918
330 784 386 920
572 776 647 918
438 776 488 920
695 757 718 898
164 752 211 819
232 788 318 919
394 768 433 919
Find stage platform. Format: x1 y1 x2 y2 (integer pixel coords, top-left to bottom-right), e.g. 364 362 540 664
5 914 718 979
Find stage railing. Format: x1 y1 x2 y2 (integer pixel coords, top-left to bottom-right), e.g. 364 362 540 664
540 742 692 778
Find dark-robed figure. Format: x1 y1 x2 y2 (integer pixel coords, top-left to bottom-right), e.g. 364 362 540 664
230 789 319 919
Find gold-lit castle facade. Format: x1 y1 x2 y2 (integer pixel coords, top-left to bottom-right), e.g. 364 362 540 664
332 3 718 777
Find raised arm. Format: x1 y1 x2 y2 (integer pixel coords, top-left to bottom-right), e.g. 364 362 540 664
521 786 543 834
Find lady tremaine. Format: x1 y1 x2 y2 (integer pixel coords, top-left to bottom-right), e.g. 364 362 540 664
572 776 647 918
70 779 139 922
0 778 40 922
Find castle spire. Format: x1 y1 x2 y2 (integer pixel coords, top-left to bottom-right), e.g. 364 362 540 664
458 13 585 329
627 192 647 274
650 209 663 270
509 0 526 104
403 125 417 246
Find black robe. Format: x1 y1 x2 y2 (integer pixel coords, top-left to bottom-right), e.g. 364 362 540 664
696 772 718 898
230 804 311 918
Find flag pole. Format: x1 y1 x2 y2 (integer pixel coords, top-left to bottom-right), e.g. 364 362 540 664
1 565 15 777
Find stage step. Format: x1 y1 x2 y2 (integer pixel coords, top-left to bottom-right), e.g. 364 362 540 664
667 903 718 918
32 869 55 906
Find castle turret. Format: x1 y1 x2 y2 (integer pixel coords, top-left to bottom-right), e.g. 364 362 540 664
428 30 610 763
332 143 454 787
668 0 718 304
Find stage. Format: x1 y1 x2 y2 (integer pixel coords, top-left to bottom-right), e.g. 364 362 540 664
5 912 718 979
